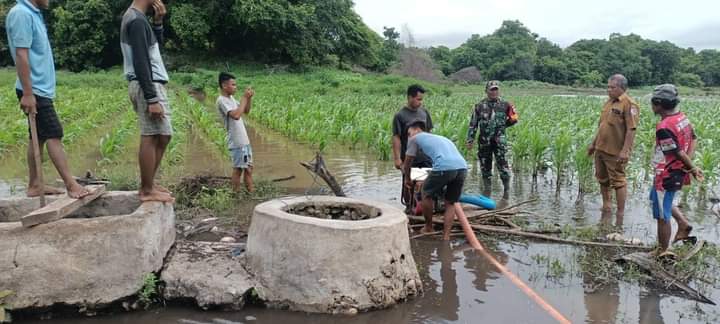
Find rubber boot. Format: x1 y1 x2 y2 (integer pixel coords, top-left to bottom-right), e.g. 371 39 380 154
502 178 510 200
482 178 492 197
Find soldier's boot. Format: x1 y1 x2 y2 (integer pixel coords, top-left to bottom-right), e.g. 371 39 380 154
502 178 510 200
482 178 492 197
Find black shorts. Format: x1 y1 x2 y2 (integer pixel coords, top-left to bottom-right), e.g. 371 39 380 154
16 89 64 141
661 170 689 192
422 169 467 203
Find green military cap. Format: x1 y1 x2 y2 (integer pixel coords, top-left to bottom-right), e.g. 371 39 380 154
652 84 679 102
486 80 501 90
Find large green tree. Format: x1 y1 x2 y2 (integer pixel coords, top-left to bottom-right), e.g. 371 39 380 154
698 50 720 86
428 45 452 75
0 0 382 70
641 40 681 84
376 26 402 72
0 0 11 67
52 0 114 71
449 20 539 81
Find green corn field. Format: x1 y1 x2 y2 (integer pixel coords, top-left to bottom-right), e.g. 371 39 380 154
2 67 720 194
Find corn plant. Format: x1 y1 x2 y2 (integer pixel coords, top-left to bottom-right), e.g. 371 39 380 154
551 129 573 191
527 127 549 182
163 90 194 165
696 144 719 189
99 110 136 163
574 142 595 204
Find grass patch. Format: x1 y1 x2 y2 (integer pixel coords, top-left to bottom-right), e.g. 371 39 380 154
171 176 285 222
137 273 158 308
673 243 720 294
559 224 603 241
531 254 568 280
0 290 13 323
578 247 624 287
96 167 139 191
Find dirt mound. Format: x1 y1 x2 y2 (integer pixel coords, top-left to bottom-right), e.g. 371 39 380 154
450 66 483 84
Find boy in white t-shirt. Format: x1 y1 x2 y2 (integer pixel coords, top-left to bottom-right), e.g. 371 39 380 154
217 72 255 192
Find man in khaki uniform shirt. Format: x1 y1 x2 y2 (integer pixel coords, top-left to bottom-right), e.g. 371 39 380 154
588 74 639 227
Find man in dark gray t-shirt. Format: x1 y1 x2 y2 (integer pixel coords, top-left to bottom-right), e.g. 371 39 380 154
121 0 174 203
392 85 433 169
392 84 434 210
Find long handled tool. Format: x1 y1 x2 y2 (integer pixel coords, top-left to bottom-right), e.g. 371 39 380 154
28 111 46 207
22 110 105 227
452 204 571 324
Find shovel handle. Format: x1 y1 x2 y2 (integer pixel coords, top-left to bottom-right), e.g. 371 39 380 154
28 112 45 207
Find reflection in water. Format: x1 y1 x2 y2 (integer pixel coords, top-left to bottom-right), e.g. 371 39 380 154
436 242 459 321
463 241 505 294
639 290 664 324
582 250 666 324
583 247 619 324
584 282 619 323
411 239 458 323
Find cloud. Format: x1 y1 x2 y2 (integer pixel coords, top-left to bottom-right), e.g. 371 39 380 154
354 0 720 50
662 23 720 50
414 32 470 48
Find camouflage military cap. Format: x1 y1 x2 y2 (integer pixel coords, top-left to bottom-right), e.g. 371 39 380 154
486 80 501 90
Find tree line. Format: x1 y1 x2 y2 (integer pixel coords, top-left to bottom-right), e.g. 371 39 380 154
424 20 720 87
1 1 719 88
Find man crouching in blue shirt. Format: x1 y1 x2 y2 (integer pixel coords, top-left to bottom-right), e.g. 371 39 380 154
403 120 470 240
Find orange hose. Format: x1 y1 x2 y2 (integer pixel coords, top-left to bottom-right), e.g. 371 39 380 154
453 204 572 324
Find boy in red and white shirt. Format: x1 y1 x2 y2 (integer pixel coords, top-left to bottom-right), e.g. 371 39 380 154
649 84 703 257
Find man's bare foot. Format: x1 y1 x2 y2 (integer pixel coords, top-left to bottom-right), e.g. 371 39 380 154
442 234 451 241
673 225 694 243
67 183 90 199
649 247 665 257
419 225 434 235
27 185 65 197
139 190 175 203
154 185 172 194
615 213 624 228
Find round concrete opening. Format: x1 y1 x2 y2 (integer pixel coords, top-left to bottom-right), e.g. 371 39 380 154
245 196 422 314
285 201 381 220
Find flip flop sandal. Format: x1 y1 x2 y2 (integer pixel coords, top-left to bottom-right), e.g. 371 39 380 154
672 226 695 244
674 236 698 245
657 251 678 264
648 247 663 258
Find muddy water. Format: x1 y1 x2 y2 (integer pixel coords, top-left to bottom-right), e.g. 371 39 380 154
0 122 116 192
6 121 720 323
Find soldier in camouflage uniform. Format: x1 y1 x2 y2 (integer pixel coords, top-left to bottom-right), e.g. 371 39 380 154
466 81 518 199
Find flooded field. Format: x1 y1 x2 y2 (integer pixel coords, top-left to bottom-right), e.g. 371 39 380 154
4 117 720 324
2 68 720 323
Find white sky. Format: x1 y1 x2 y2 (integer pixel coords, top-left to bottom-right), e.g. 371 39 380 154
353 0 720 50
